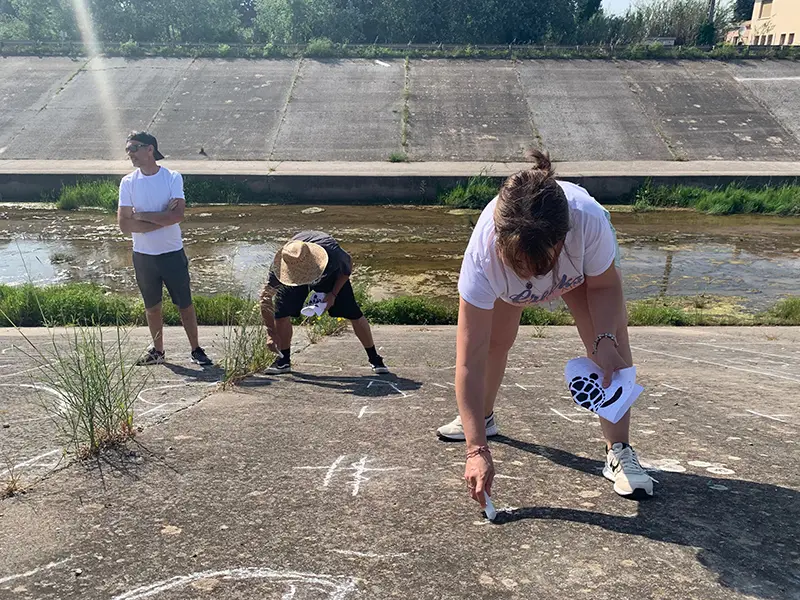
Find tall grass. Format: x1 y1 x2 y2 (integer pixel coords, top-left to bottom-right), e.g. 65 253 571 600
220 300 276 386
634 183 800 216
56 180 119 211
439 174 500 210
11 323 151 457
2 284 799 327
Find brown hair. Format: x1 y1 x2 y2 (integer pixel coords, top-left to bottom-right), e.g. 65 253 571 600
494 149 570 278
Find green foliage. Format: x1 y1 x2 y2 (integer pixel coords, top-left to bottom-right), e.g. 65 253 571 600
761 297 800 325
388 151 409 163
363 296 457 325
439 174 500 210
634 182 800 216
56 179 118 211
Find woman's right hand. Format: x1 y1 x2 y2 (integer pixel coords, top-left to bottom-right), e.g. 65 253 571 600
464 451 495 505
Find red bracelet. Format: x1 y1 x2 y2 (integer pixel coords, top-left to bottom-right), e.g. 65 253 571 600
465 445 491 459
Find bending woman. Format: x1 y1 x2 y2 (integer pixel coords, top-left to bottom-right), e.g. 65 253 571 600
437 151 655 503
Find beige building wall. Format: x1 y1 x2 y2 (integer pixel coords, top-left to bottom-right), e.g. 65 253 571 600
750 0 800 45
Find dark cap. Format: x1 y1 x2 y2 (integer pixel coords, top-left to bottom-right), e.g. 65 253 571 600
127 131 165 160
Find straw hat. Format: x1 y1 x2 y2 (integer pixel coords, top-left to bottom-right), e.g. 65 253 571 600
272 240 329 286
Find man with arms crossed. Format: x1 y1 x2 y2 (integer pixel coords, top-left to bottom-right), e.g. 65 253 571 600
117 131 212 366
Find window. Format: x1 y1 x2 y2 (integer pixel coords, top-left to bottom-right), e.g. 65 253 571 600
767 34 774 45
759 0 773 19
790 34 796 45
780 34 786 46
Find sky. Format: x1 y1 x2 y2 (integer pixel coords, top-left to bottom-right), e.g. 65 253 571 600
603 0 635 15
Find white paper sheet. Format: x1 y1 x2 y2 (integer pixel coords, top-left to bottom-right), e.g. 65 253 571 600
300 292 328 317
564 357 643 423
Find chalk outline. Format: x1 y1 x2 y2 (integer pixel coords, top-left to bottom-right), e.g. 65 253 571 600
631 346 800 384
0 558 71 585
110 567 357 600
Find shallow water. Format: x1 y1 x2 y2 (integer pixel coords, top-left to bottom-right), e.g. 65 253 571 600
1 203 799 309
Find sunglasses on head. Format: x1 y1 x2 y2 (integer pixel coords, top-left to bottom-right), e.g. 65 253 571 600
125 143 150 153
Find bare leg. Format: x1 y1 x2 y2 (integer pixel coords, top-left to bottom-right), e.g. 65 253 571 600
145 303 164 352
561 272 633 447
350 316 375 349
275 316 293 351
484 299 525 418
178 304 200 349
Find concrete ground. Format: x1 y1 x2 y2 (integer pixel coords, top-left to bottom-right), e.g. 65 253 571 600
1 325 798 599
2 57 800 162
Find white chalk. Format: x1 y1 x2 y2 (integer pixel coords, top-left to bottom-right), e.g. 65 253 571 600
483 492 497 521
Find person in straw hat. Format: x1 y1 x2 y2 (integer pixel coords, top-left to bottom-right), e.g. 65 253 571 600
259 231 389 375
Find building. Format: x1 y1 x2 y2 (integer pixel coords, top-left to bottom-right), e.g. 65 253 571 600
750 0 799 45
726 21 751 45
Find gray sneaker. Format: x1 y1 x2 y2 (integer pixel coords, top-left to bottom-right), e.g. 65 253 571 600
603 442 655 499
436 413 498 441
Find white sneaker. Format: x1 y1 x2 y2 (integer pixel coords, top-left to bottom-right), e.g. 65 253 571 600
436 413 498 441
603 442 655 499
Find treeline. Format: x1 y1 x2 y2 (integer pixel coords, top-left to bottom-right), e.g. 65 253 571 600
1 0 733 46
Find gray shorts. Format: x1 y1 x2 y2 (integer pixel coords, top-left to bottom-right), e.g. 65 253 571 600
132 249 193 309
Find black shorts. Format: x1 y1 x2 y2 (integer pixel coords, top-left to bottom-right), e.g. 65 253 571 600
132 249 193 310
273 279 363 320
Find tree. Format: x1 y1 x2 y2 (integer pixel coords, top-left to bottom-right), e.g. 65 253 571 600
734 0 754 21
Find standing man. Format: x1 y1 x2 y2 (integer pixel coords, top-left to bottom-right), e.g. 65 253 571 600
118 131 212 366
259 231 389 375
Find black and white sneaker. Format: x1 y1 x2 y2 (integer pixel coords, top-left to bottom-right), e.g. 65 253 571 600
191 347 213 366
264 357 291 375
136 347 165 366
370 356 390 374
603 442 655 499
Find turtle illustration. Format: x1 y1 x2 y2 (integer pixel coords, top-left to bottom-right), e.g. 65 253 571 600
568 372 623 411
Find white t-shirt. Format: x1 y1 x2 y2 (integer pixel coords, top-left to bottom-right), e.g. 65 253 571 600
118 167 184 255
458 180 617 310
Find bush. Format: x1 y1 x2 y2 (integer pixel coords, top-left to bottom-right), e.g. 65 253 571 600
363 296 457 325
628 299 693 326
305 38 336 58
183 178 249 204
633 182 800 216
56 180 119 212
439 174 500 210
762 297 800 325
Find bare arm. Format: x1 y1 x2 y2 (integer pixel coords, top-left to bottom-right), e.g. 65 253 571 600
259 283 281 352
117 205 164 234
456 297 496 505
132 198 185 226
585 264 630 385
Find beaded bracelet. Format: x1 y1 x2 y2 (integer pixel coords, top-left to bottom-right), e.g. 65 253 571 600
592 332 619 355
465 445 491 459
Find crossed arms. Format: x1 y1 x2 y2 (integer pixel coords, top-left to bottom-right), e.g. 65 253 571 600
117 198 185 234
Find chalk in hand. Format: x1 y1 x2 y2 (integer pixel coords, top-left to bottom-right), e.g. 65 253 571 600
483 492 497 521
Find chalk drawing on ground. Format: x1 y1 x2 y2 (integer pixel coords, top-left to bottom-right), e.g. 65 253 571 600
294 455 416 496
110 567 357 600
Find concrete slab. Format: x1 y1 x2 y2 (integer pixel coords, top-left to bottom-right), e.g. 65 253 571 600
409 60 533 161
516 60 672 161
272 59 404 161
1 325 799 599
620 60 800 161
4 58 189 160
152 59 297 161
0 57 84 155
728 60 800 147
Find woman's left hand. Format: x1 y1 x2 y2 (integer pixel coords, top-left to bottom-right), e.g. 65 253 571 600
594 339 629 388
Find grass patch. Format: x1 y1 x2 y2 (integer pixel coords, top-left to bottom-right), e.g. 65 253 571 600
56 180 118 212
11 323 151 457
634 182 800 216
220 300 276 386
2 284 798 327
439 173 500 210
388 152 409 163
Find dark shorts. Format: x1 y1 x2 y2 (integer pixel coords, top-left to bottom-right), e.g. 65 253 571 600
132 249 193 310
274 279 363 321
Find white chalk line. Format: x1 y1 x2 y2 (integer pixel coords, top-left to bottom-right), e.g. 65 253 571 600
0 448 62 478
357 406 368 419
282 584 297 600
735 76 800 82
661 383 687 392
691 342 800 363
110 567 358 600
746 409 789 423
549 407 583 423
0 558 71 585
330 549 408 559
631 346 800 384
0 365 47 380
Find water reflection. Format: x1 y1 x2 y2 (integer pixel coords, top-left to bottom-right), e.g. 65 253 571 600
1 204 799 310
